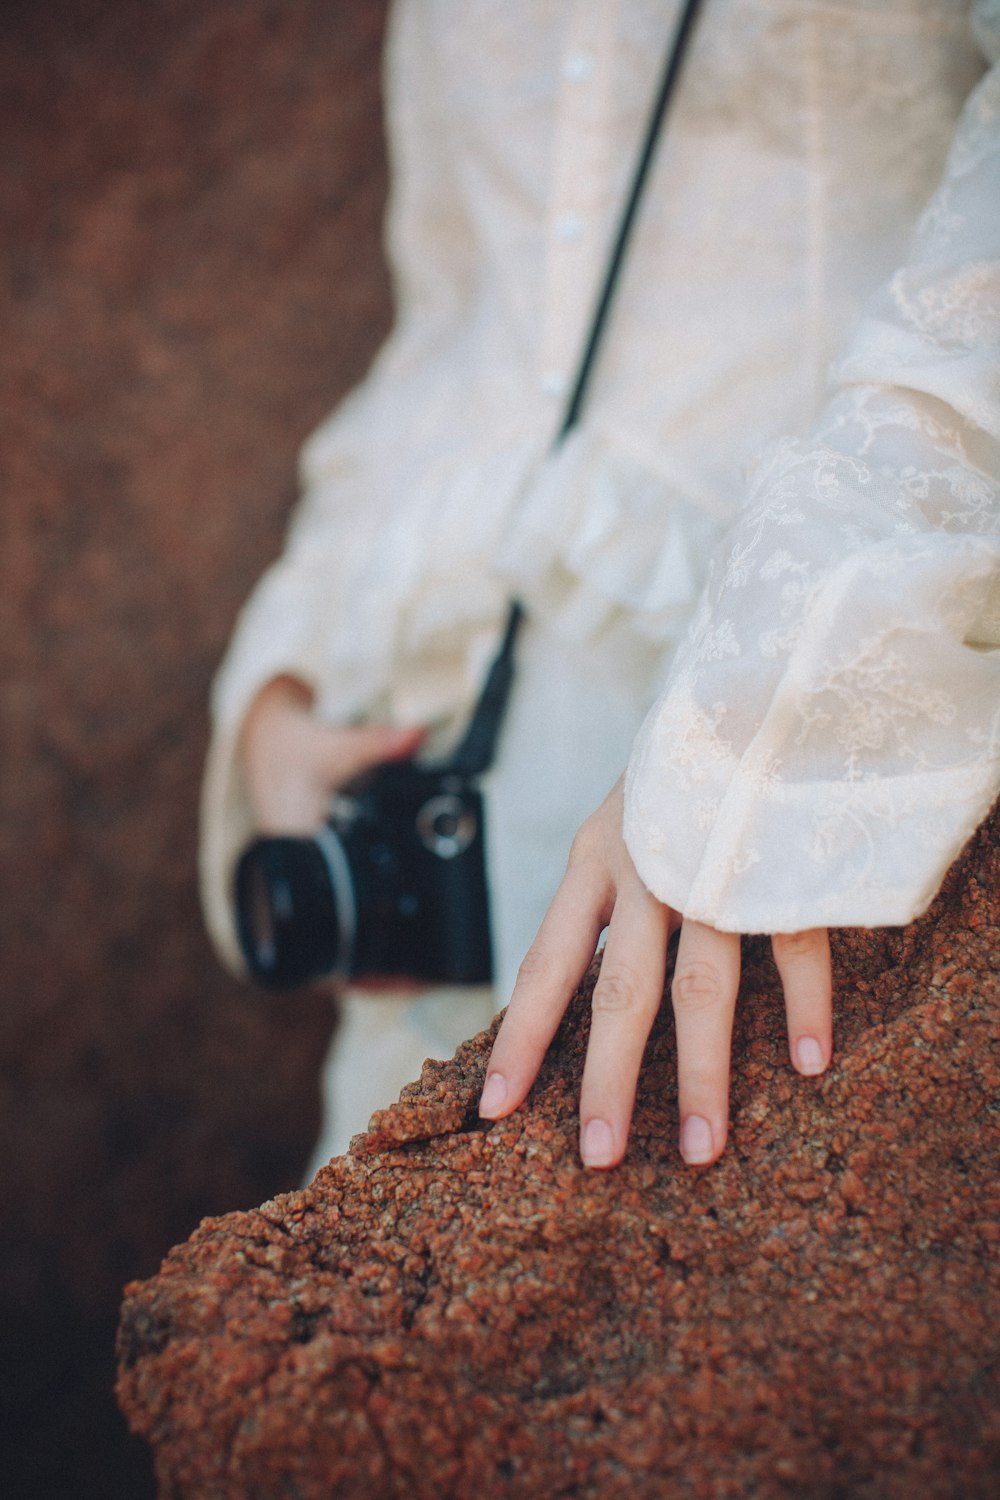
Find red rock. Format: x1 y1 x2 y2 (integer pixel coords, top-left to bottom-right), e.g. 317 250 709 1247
1 1 390 1493
118 805 1000 1498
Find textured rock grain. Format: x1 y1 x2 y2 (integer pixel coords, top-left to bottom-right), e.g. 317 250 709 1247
118 808 1000 1500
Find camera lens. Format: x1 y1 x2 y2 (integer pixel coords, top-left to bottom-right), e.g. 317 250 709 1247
234 834 354 988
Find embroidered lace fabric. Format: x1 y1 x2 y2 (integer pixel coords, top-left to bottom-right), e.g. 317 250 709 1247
626 30 1000 927
202 0 1000 967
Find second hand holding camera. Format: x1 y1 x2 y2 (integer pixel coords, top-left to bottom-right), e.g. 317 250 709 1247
236 760 492 989
234 604 523 990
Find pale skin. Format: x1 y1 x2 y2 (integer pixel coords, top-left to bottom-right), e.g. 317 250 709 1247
478 778 833 1169
242 680 833 1168
240 675 426 993
240 675 425 835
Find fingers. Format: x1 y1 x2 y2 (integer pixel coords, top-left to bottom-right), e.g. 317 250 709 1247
241 674 424 833
577 862 673 1169
479 854 611 1123
671 921 741 1167
478 757 833 1174
320 723 424 786
246 711 330 832
771 928 832 1077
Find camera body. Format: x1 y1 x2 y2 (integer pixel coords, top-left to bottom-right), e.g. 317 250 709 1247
235 759 493 989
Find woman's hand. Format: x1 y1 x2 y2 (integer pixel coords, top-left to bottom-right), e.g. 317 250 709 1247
478 777 832 1168
239 675 424 832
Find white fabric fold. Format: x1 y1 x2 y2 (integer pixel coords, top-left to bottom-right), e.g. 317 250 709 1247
497 425 724 649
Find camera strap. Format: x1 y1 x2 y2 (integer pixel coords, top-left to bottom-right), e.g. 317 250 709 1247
449 0 705 779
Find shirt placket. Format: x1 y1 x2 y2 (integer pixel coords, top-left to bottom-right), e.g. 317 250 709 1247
537 0 625 416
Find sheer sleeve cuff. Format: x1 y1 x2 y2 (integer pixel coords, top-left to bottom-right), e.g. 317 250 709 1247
623 438 1000 933
625 38 1000 933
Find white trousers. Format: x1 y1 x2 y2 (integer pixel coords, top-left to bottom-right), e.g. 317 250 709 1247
302 617 650 1175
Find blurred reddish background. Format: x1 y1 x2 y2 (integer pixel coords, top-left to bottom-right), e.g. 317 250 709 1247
0 3 391 1493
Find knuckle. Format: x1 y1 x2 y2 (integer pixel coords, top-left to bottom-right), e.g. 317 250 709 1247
592 965 649 1018
515 944 556 990
772 929 821 964
672 959 724 1015
568 816 603 870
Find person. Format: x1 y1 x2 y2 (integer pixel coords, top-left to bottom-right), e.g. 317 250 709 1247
201 0 1000 1174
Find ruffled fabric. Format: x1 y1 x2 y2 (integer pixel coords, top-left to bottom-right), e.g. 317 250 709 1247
497 424 724 657
201 418 715 970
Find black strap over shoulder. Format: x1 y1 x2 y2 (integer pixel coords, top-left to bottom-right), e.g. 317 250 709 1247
449 599 525 778
557 0 706 441
450 0 704 777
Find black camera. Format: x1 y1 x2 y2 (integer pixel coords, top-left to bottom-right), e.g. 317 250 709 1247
234 760 493 988
234 602 522 991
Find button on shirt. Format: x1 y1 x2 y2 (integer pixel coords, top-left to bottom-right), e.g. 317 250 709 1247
201 0 1000 970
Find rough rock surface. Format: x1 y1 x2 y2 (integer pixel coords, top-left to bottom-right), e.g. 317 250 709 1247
1 3 389 1494
118 807 1000 1499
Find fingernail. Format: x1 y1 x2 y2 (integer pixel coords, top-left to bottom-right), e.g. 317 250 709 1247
680 1115 714 1165
478 1072 507 1118
580 1118 616 1168
796 1036 825 1075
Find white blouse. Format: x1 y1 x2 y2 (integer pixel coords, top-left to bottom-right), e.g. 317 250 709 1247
202 0 1000 968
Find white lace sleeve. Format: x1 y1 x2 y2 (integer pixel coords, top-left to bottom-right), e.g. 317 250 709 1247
624 8 1000 934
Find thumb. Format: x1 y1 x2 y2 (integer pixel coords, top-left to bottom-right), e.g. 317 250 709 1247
316 722 425 788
